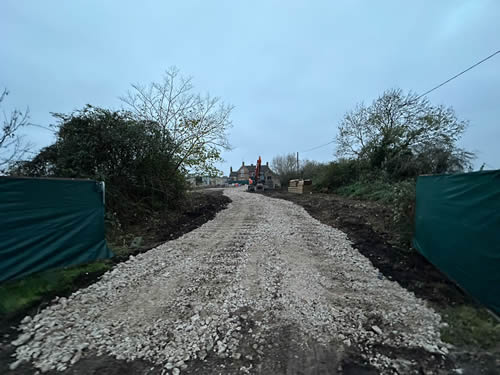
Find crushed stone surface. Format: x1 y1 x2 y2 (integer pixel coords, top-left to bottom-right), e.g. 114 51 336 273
11 188 447 373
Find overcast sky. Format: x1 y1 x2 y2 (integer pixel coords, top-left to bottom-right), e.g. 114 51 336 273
2 0 499 175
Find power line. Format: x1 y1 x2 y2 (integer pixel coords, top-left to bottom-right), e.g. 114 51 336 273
299 49 500 154
301 139 335 153
415 49 500 100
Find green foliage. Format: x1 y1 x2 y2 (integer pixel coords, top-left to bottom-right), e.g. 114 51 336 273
293 90 476 247
336 179 395 203
10 106 186 228
0 261 111 316
300 160 329 186
390 180 416 244
441 306 500 350
321 159 364 190
336 88 474 180
335 177 416 247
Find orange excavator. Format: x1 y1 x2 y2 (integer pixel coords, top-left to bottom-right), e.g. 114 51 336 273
247 156 265 192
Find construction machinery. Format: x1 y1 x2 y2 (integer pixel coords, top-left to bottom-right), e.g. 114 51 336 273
247 156 265 192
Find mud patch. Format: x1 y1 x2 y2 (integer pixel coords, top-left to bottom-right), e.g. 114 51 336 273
184 323 376 375
0 353 158 375
258 326 342 375
264 190 500 374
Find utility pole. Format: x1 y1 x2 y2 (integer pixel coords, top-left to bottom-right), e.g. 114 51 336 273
296 152 299 175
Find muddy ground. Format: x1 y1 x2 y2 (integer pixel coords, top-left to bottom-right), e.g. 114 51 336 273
1 189 498 375
111 190 233 262
0 190 231 375
264 189 500 374
2 188 447 375
262 190 472 308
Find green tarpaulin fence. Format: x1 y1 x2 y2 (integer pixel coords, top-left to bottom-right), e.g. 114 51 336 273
0 177 113 283
413 170 500 315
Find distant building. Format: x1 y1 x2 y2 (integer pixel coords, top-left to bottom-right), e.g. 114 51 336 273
187 175 228 187
229 161 280 188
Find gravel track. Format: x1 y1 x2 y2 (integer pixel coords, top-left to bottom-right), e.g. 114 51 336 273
10 188 448 374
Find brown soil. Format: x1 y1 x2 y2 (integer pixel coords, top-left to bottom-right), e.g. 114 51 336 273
111 190 233 262
2 189 496 375
0 190 231 375
264 190 500 375
0 191 231 325
263 190 473 309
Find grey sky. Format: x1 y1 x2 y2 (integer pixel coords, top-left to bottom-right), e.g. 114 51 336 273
2 0 499 174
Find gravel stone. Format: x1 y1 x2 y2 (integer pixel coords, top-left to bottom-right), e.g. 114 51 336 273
10 188 445 373
232 352 242 359
9 359 23 371
372 325 383 335
12 333 32 346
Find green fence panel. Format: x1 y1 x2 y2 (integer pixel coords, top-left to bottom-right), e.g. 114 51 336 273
0 177 113 282
413 170 500 315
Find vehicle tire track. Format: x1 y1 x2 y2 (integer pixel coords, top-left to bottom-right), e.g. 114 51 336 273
10 188 449 374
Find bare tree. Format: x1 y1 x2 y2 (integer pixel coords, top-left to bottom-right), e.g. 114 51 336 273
272 153 299 185
335 103 371 158
0 89 31 173
120 67 233 175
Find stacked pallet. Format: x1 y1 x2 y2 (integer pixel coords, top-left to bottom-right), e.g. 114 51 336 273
288 179 313 194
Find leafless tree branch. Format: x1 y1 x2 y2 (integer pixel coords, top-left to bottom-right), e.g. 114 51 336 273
120 67 233 174
0 88 32 172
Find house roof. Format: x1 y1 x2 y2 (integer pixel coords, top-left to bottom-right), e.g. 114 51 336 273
242 164 275 175
230 162 276 176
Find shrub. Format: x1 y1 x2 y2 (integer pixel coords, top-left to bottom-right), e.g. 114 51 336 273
10 106 186 228
335 177 416 247
300 160 329 188
336 88 474 179
390 180 416 247
322 159 364 190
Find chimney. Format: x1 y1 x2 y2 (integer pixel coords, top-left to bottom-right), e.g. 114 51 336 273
230 167 232 173
266 162 269 167
242 161 244 166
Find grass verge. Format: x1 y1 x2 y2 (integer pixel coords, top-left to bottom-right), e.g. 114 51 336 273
0 190 231 321
336 179 416 247
336 180 397 204
0 261 112 318
440 305 500 350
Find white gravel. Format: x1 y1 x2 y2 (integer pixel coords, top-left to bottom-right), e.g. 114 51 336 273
11 188 446 373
